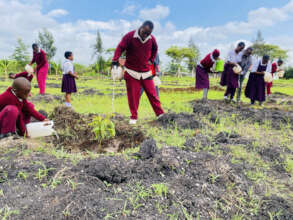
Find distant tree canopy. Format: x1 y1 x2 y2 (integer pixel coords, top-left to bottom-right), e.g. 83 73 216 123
37 29 57 61
251 30 288 60
11 38 30 66
166 44 200 75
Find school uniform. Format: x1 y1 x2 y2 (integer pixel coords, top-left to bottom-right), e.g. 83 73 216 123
245 59 272 103
61 59 77 93
236 54 253 102
196 52 217 89
14 72 33 82
0 88 46 136
113 29 164 120
266 62 277 96
31 49 49 94
220 50 243 99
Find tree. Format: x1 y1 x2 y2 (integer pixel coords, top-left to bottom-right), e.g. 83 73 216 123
37 28 57 61
11 38 30 67
251 30 288 60
187 38 200 74
0 59 17 80
92 30 105 73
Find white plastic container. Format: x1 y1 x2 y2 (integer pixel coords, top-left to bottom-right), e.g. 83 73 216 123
264 72 273 83
26 121 56 138
153 76 161 86
111 66 124 81
277 70 285 78
233 64 242 75
25 64 34 74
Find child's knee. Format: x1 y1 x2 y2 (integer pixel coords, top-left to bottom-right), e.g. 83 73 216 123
4 105 19 117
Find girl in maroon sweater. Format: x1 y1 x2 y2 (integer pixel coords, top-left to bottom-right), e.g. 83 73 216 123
0 77 47 139
30 44 49 95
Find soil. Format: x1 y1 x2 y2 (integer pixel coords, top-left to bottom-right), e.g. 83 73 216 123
48 106 145 153
160 85 224 93
193 100 293 129
1 138 292 219
81 88 105 96
30 94 63 103
157 112 203 130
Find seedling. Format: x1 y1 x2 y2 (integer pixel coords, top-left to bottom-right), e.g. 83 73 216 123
17 171 28 180
151 183 168 198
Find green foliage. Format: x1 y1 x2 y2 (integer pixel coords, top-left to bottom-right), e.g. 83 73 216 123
50 61 62 76
92 30 107 73
0 59 17 79
37 28 57 61
251 31 288 60
151 183 168 198
89 115 116 144
11 38 30 67
284 67 293 79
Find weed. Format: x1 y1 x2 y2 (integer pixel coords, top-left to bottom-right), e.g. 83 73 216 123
151 183 168 198
66 179 82 190
17 171 28 180
0 206 20 220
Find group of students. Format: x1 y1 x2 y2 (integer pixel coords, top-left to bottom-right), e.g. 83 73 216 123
196 42 284 105
0 20 286 139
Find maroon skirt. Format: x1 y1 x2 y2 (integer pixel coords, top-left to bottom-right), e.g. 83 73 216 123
195 65 209 89
61 74 77 93
220 64 239 88
245 73 265 102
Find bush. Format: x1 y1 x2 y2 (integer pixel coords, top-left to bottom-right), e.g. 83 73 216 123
284 67 293 79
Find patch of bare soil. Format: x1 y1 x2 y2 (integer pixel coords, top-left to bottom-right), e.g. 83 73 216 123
193 100 293 129
0 139 292 219
160 85 224 93
29 94 63 103
48 106 145 153
157 112 203 129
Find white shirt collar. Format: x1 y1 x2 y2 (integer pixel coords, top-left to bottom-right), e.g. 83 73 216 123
11 89 23 102
134 29 152 44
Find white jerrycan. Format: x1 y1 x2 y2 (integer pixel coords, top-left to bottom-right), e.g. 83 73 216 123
26 121 56 138
111 66 124 80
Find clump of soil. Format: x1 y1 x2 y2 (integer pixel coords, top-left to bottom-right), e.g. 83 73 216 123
49 106 145 153
158 112 203 129
160 85 224 93
30 94 63 103
1 139 292 219
81 88 105 96
193 100 293 129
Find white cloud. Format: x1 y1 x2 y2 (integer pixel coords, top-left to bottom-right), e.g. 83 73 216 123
47 9 68 17
1 0 293 67
122 4 137 15
139 5 170 20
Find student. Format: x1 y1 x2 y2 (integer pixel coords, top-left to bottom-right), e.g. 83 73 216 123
112 20 164 125
220 42 245 102
266 59 284 98
30 44 49 95
0 77 48 139
195 49 220 101
245 55 272 105
141 54 160 98
236 47 253 103
9 68 34 82
62 51 78 107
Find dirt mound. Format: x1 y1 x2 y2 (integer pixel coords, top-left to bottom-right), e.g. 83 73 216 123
158 112 203 129
1 139 292 219
160 85 224 93
81 88 105 96
30 94 63 103
48 106 145 153
193 100 293 129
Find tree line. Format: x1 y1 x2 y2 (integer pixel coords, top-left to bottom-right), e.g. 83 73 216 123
0 29 291 79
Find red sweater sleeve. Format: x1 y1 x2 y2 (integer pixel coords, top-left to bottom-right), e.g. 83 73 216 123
38 50 48 69
272 63 277 73
113 33 130 62
31 53 36 64
150 36 158 64
23 101 46 121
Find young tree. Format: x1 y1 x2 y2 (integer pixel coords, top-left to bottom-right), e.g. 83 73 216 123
37 28 57 61
0 59 16 80
92 30 105 73
166 46 184 77
188 38 200 74
251 30 288 60
11 38 30 67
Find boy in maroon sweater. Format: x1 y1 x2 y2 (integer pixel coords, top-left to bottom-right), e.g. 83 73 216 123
112 20 164 125
0 77 48 139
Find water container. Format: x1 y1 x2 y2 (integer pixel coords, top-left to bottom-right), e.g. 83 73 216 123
26 121 56 138
215 60 225 72
277 70 285 78
233 64 242 75
153 76 161 86
25 64 34 74
111 66 124 81
264 72 273 83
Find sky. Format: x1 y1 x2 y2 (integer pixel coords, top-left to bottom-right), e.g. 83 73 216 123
1 0 293 67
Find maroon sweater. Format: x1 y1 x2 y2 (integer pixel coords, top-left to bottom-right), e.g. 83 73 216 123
200 53 215 70
113 30 158 72
0 88 46 135
31 50 48 72
15 72 33 82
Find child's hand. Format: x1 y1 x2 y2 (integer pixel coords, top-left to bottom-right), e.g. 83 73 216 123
75 74 79 79
9 73 16 79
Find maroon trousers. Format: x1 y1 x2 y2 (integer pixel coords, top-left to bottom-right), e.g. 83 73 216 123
124 72 164 120
0 105 31 135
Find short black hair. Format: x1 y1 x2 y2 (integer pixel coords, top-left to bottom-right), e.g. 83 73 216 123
64 51 73 59
278 59 283 64
263 55 270 60
246 47 253 51
32 43 38 49
238 42 245 48
142 20 154 30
